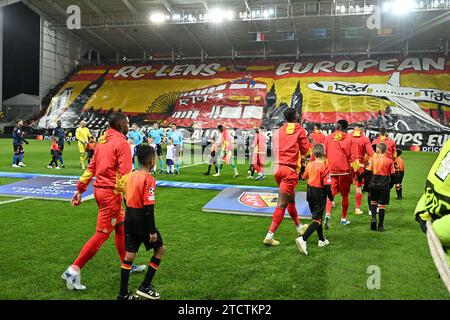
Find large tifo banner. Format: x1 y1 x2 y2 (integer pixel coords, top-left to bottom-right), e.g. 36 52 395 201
38 56 450 148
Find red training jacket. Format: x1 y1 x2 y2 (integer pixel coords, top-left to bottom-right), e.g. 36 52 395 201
273 122 310 172
324 130 355 175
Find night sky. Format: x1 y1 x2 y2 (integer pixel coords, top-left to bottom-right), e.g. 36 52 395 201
2 2 39 101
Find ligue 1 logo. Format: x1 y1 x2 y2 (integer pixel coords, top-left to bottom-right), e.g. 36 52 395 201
239 192 278 208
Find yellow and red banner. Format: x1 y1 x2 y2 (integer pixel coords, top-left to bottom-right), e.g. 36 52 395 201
38 56 450 132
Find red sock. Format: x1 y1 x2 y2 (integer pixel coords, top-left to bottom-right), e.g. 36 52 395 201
269 207 285 233
326 198 332 214
342 195 349 219
355 193 362 209
114 223 126 263
287 203 300 226
73 231 110 269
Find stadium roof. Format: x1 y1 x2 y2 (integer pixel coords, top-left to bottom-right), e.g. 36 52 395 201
24 0 450 62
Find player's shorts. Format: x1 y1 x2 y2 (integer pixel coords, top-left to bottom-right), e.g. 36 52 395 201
155 144 163 156
125 230 164 252
166 159 174 166
94 188 125 234
330 174 352 197
209 156 217 164
306 186 327 220
370 188 390 205
274 165 299 196
353 168 365 188
393 171 404 184
13 143 23 154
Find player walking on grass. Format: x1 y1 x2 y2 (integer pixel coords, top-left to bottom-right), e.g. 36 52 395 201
62 113 145 290
128 123 144 170
53 120 68 168
47 136 61 169
248 127 267 180
148 123 166 174
358 143 395 232
295 144 334 255
117 145 165 300
76 120 92 170
214 125 239 177
324 120 357 228
12 119 28 168
349 124 374 215
263 108 310 246
167 124 183 174
394 149 405 200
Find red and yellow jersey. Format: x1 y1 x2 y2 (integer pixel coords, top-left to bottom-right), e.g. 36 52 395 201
302 159 331 189
220 129 234 152
372 136 397 159
394 156 405 172
253 132 267 154
77 128 132 194
366 154 395 190
324 130 354 175
273 122 310 171
126 170 156 209
51 142 60 151
309 130 326 146
349 129 374 164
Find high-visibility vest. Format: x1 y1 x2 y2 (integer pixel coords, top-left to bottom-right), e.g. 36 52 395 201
416 139 450 221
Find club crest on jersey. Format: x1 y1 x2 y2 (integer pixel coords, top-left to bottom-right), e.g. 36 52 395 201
239 192 278 208
148 187 155 201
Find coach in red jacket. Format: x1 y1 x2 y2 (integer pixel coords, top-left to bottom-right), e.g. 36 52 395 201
62 112 137 290
324 119 358 228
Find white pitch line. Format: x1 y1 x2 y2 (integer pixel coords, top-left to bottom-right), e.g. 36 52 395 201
0 197 32 205
181 162 208 168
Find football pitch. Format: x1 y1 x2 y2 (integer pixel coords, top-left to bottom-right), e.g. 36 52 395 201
0 139 448 300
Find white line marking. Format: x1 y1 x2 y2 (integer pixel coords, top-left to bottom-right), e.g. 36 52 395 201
181 162 207 168
0 197 32 205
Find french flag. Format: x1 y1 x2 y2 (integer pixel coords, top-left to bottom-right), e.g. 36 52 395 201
256 32 265 42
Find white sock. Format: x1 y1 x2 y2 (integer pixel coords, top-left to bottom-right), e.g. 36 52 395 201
68 266 79 276
326 213 331 217
266 231 274 240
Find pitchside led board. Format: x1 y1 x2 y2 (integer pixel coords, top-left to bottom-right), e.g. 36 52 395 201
0 176 94 201
203 187 312 219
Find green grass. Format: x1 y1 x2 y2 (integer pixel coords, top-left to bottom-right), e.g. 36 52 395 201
0 138 448 300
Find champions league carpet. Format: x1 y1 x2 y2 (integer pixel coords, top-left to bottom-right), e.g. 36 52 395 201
0 172 312 219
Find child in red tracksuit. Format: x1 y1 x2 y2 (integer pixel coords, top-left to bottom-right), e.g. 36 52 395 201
295 144 334 255
48 136 61 169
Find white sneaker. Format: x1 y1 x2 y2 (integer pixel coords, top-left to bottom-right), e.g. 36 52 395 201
12 164 20 168
296 224 309 236
246 175 254 179
213 172 221 177
318 239 330 247
47 165 53 169
55 166 61 170
295 236 308 255
61 268 86 290
18 162 26 167
341 219 351 226
233 170 239 177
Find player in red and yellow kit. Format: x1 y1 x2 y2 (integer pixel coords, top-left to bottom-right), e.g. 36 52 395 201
372 127 397 160
295 144 334 255
394 149 405 200
309 123 326 145
250 127 267 180
324 119 357 228
263 108 311 246
349 124 374 215
118 145 165 300
214 125 239 177
62 113 144 290
358 142 395 231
